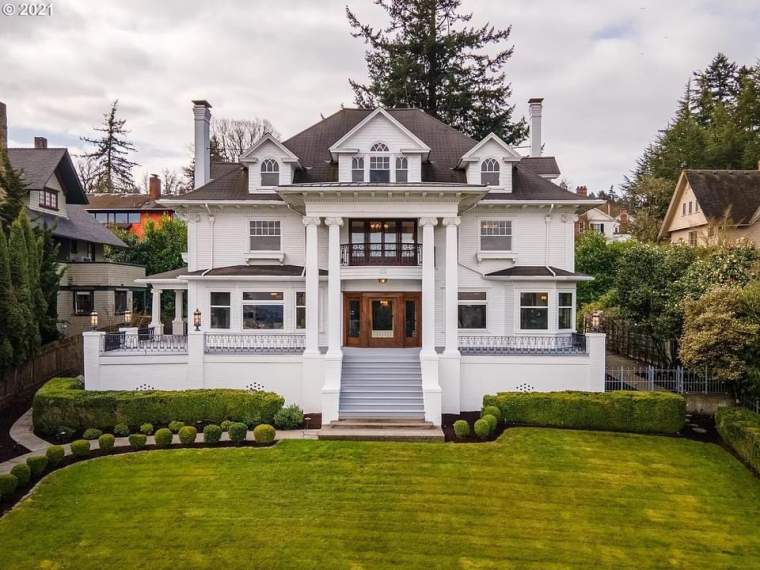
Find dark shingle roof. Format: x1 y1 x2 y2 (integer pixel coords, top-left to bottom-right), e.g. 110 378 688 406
86 193 173 211
685 170 760 224
483 165 584 201
142 266 189 280
7 148 87 204
165 165 282 202
519 156 560 178
30 205 126 248
486 266 589 278
185 264 326 277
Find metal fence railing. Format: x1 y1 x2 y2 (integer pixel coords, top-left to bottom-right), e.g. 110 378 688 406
605 366 731 394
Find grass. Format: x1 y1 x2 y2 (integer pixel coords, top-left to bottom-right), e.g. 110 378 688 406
0 429 759 569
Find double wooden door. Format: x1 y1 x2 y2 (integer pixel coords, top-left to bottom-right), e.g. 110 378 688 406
343 293 421 348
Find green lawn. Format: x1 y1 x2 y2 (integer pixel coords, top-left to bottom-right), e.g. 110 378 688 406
1 429 759 569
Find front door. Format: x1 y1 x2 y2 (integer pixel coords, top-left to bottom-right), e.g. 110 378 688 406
343 293 421 348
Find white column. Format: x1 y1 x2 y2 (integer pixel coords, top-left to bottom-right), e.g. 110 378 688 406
302 216 321 354
443 217 460 356
585 332 607 392
150 288 162 332
82 331 105 390
172 290 185 335
419 217 438 355
325 217 343 356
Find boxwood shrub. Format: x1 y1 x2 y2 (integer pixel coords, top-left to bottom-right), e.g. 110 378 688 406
203 424 222 443
26 455 48 478
0 474 18 498
273 405 304 430
453 420 470 439
113 423 130 437
482 413 498 435
139 423 154 435
33 378 285 436
481 405 502 423
154 428 173 448
253 424 276 444
70 439 91 458
46 445 65 467
10 463 31 487
228 422 248 443
128 433 147 450
474 418 490 440
716 406 760 474
482 391 686 434
178 426 198 445
168 421 185 434
220 420 233 432
98 433 115 451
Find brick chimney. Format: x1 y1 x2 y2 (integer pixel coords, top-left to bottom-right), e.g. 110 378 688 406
528 98 543 157
576 185 588 198
0 101 6 150
34 136 47 149
148 174 161 201
618 210 629 224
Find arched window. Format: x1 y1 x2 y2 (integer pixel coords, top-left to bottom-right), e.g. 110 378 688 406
395 157 408 183
352 157 364 182
370 142 389 152
260 159 279 186
481 158 500 186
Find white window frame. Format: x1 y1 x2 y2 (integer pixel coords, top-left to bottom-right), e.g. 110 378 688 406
457 290 488 331
557 290 574 331
260 158 280 187
370 142 389 152
481 158 500 187
351 157 365 182
517 290 550 333
247 218 284 262
479 220 512 252
395 157 408 183
476 217 516 262
209 291 231 330
242 291 285 331
295 291 306 330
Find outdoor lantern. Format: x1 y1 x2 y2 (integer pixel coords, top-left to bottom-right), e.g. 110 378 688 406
378 277 388 284
591 310 602 333
89 311 98 330
193 308 202 331
124 308 132 325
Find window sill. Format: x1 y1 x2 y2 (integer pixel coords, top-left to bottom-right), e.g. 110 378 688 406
476 250 516 262
246 251 285 263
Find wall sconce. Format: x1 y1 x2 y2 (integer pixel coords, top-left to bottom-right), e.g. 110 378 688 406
89 311 98 330
378 278 388 284
124 308 132 325
193 308 202 332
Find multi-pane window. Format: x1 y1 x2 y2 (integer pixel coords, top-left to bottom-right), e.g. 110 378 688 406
688 231 698 246
249 220 281 251
590 222 605 235
481 158 500 186
351 157 364 182
114 290 128 314
395 157 408 183
94 212 141 225
242 292 284 329
39 190 58 210
295 292 306 329
458 291 487 329
369 156 390 182
210 292 231 329
370 142 389 152
480 220 512 251
558 292 573 330
520 292 549 330
73 290 94 315
260 159 279 186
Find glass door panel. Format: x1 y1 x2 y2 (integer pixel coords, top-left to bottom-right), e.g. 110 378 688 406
405 299 416 338
348 299 361 338
371 299 394 338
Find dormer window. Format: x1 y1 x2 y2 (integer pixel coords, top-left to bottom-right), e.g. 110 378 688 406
260 159 279 186
369 142 391 182
481 159 500 186
370 142 389 152
352 157 364 182
395 157 408 183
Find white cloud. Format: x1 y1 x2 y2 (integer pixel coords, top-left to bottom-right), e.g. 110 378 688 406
1 0 758 192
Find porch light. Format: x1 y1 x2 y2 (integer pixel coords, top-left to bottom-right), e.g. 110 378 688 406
193 308 202 331
124 308 132 325
378 278 387 284
591 310 602 333
89 311 98 330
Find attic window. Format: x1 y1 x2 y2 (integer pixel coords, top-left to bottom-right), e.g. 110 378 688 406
352 157 364 182
481 159 500 186
370 142 389 152
260 159 279 186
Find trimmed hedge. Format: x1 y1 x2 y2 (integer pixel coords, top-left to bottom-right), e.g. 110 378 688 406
128 434 147 450
46 445 65 467
453 420 470 439
482 414 498 435
253 424 276 444
178 426 198 445
483 391 686 434
474 419 490 440
716 406 760 474
70 439 91 458
0 474 18 498
204 424 222 444
82 428 103 440
33 377 285 436
10 464 31 487
26 455 48 478
154 428 173 448
228 422 248 443
98 433 115 451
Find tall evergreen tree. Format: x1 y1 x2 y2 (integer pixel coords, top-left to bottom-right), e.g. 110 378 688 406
0 148 28 230
692 53 742 124
81 99 139 193
20 212 49 344
347 0 528 143
36 222 61 343
0 229 17 369
8 214 39 361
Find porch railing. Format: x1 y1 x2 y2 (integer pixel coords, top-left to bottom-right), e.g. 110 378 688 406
204 333 305 354
459 333 587 355
101 333 187 354
340 243 421 266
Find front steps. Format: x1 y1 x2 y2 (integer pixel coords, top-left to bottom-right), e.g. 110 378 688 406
318 418 444 442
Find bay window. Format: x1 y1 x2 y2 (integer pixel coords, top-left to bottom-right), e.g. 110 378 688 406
458 291 487 329
210 292 231 329
519 292 549 330
242 292 284 329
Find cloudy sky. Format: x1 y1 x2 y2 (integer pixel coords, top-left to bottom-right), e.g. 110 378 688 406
2 0 759 193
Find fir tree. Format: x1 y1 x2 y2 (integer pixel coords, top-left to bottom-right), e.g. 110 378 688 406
0 148 28 230
36 223 61 343
0 229 16 369
8 215 39 361
81 99 139 193
692 53 742 124
347 0 528 143
20 212 50 344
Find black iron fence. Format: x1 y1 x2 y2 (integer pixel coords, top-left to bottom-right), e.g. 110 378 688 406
601 316 677 367
340 243 421 266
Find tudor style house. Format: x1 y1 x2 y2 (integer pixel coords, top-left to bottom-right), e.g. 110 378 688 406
83 98 606 429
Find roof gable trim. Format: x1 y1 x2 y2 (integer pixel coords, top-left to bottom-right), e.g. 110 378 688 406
460 133 523 164
328 108 431 157
239 134 301 164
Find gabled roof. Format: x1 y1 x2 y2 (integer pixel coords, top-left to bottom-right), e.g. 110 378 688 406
85 193 174 211
159 165 282 202
30 205 126 248
239 133 301 163
459 132 522 163
7 148 87 204
519 156 561 178
328 108 430 157
482 165 597 203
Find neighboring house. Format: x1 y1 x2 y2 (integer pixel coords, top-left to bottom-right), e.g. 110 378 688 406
1 109 146 337
86 174 174 238
575 187 633 242
83 98 607 429
659 168 760 246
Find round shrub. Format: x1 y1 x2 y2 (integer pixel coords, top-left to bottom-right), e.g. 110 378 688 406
26 455 48 478
98 433 115 451
474 418 490 440
0 474 18 498
481 405 503 423
203 424 222 444
178 426 198 445
482 414 498 435
253 424 276 444
273 405 304 430
228 422 248 443
113 423 130 437
168 421 185 433
82 428 103 441
70 439 91 458
128 433 147 450
453 420 471 439
154 428 173 448
46 445 65 468
10 463 31 487
220 420 233 432
139 423 154 435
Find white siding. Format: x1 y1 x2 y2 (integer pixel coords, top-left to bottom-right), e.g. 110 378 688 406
243 140 294 192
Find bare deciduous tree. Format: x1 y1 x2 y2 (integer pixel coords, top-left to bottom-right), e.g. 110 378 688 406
211 117 278 163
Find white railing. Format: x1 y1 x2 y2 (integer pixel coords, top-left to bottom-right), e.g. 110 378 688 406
204 333 305 354
459 334 587 355
101 333 188 354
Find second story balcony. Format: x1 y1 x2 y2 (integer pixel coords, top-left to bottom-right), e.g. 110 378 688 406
340 242 421 266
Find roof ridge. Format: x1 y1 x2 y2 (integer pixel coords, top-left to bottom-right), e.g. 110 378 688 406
283 107 370 145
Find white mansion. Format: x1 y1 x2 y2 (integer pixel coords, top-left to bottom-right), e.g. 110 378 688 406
83 99 606 427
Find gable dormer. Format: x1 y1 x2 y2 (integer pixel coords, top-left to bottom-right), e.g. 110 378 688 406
329 108 430 183
459 133 522 192
239 134 301 192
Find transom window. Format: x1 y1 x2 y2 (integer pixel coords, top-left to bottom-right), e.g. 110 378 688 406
458 291 487 329
481 158 500 186
370 156 390 182
260 159 279 186
73 290 94 315
243 291 284 330
370 142 389 152
295 292 306 329
480 220 512 251
39 189 58 210
558 292 573 330
395 157 408 183
351 157 364 182
210 292 231 329
250 220 281 251
520 292 549 330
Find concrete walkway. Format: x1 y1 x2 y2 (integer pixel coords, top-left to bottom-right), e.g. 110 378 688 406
0 409 319 475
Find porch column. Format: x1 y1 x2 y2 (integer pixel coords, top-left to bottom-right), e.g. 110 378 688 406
302 216 321 354
443 217 460 356
325 217 343 356
150 288 162 332
172 290 184 335
419 217 438 355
